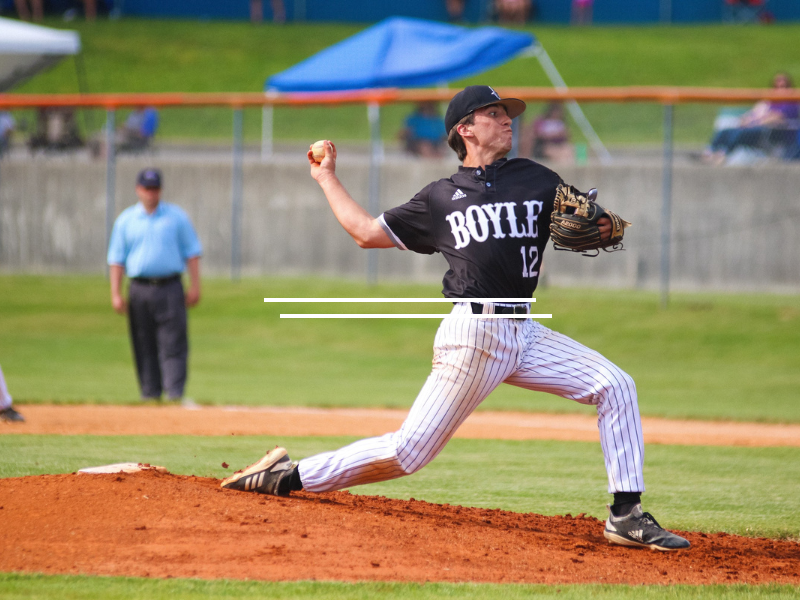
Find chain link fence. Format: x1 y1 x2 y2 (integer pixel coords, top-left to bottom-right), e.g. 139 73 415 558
1 89 799 298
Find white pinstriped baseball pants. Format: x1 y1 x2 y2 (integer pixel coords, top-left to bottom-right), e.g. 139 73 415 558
298 302 644 495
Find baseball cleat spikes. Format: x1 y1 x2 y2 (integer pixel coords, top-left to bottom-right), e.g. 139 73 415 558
604 503 690 551
220 446 295 496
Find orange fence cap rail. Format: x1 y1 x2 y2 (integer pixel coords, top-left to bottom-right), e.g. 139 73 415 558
1 87 800 109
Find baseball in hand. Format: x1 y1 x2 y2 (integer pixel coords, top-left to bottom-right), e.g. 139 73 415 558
311 140 327 163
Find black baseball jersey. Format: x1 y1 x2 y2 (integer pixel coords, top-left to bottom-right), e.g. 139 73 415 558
379 157 563 299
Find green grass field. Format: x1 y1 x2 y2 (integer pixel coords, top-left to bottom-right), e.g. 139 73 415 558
2 574 798 600
9 20 800 145
2 276 799 594
1 275 798 423
4 15 800 599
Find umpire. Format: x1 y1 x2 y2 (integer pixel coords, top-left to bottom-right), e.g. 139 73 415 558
107 168 203 405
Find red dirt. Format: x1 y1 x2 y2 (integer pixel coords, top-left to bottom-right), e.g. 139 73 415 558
2 405 799 584
1 471 798 585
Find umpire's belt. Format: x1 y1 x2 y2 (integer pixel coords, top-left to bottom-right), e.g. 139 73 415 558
470 302 530 319
131 274 182 286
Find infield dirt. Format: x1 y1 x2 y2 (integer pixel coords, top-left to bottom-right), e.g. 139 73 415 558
8 404 800 446
2 405 799 585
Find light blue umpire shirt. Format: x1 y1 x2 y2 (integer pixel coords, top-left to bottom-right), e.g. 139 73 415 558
107 201 203 278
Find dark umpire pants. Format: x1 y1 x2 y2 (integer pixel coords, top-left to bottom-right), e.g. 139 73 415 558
128 275 188 400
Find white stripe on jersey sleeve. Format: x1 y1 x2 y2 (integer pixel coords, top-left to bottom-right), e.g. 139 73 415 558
378 214 408 250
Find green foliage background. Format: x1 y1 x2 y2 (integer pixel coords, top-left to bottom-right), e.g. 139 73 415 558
10 21 800 145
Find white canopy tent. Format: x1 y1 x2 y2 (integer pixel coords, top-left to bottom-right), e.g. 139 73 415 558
0 17 80 91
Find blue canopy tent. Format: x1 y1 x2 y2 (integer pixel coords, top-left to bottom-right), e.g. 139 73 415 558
261 17 608 281
266 17 532 92
264 17 607 161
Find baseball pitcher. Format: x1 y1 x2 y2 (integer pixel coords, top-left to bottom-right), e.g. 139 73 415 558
222 85 689 552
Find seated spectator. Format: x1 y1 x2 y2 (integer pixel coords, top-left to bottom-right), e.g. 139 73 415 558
399 102 446 158
117 106 159 151
90 105 159 158
519 103 574 163
494 0 531 23
786 130 800 160
28 107 84 153
0 111 14 158
702 72 799 165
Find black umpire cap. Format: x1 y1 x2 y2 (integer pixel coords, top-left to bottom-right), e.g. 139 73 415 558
444 85 526 134
136 168 162 188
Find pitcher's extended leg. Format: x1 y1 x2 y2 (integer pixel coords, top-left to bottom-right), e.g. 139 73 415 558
504 321 644 493
299 310 520 492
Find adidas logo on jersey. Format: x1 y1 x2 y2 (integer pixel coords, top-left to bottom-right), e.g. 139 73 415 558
451 189 467 201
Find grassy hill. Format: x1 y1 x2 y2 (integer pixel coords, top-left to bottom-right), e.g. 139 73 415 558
10 19 800 144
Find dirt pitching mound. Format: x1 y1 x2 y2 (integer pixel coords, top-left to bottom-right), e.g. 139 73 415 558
1 471 798 585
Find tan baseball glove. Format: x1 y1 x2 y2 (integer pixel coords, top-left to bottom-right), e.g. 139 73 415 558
549 184 631 256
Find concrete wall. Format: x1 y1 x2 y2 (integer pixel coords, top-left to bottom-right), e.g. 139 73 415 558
1 155 799 293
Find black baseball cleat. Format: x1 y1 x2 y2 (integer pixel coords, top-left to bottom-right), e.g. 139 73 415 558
220 447 296 496
604 504 690 551
0 407 25 422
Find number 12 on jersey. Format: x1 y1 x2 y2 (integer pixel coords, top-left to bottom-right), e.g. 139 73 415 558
520 246 540 278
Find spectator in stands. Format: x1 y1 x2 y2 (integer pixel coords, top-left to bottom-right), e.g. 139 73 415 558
63 0 98 21
0 112 14 158
702 72 799 165
91 105 159 158
494 0 531 23
399 102 447 158
83 0 96 21
117 106 159 151
28 107 84 153
445 0 465 22
519 102 574 163
250 0 286 23
724 0 770 23
571 0 593 25
13 0 43 21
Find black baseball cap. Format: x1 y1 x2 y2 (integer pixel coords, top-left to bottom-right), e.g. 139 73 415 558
136 168 162 188
444 85 526 134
